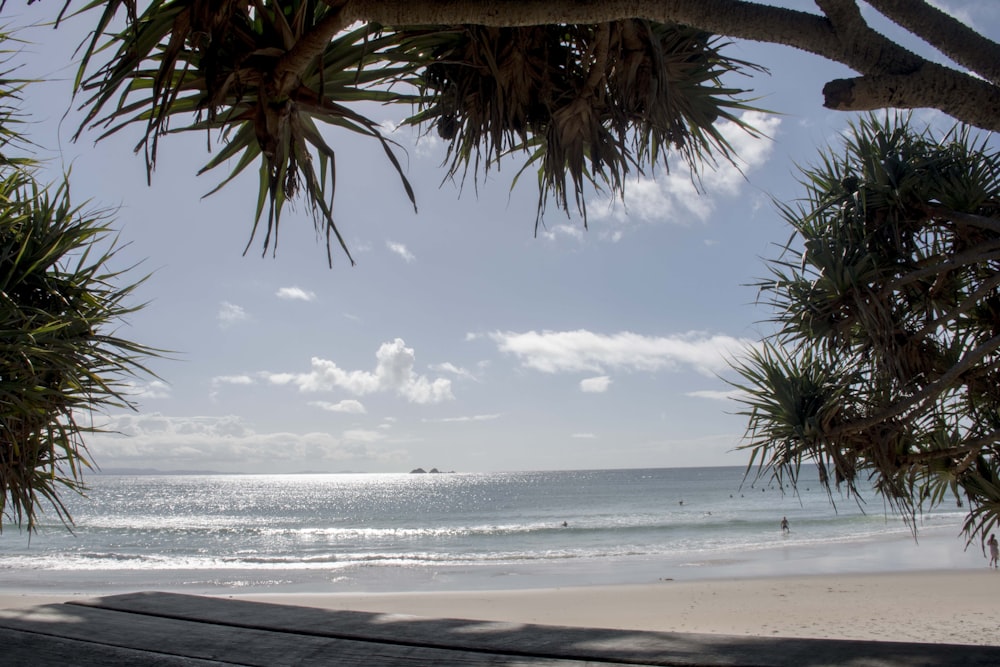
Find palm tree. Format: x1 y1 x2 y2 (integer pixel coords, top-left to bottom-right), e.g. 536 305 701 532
0 35 158 531
403 21 762 229
68 1 762 263
732 113 1000 543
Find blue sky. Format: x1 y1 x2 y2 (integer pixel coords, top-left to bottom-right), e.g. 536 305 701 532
12 2 999 473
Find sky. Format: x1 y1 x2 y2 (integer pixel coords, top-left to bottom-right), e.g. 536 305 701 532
9 2 999 474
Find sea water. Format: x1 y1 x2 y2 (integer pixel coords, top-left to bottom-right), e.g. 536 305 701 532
0 467 985 595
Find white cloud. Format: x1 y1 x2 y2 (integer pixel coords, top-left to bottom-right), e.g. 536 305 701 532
379 119 401 135
212 375 255 386
87 413 397 470
126 380 171 400
218 302 248 327
704 110 781 190
687 389 748 402
276 286 316 302
580 376 612 393
379 119 443 159
262 339 453 404
430 362 478 381
387 242 416 263
264 373 297 386
310 399 367 414
342 428 385 443
539 223 585 242
590 110 781 230
571 432 597 439
491 329 753 376
618 171 710 224
414 131 444 159
423 414 501 423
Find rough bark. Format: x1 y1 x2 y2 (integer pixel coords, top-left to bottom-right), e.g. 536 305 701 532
865 0 1000 85
276 3 350 98
333 0 1000 131
822 63 1000 132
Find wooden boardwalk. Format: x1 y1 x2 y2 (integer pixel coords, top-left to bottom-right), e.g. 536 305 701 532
0 591 997 666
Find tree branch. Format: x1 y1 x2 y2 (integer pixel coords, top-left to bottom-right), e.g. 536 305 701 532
925 205 1000 236
866 0 1000 85
814 0 929 77
823 62 1000 131
344 0 837 50
906 272 1000 345
275 2 351 98
886 241 1000 292
825 334 1000 439
341 0 1000 131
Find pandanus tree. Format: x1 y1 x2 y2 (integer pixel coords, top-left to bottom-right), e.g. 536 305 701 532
67 0 762 263
55 1 1000 266
0 42 157 530
732 114 1000 543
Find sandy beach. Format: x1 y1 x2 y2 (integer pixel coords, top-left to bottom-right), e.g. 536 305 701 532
4 569 997 646
231 570 1000 645
3 472 997 649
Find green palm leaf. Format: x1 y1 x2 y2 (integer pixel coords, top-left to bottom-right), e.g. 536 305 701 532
734 112 1000 542
69 4 767 260
72 2 422 266
402 21 766 227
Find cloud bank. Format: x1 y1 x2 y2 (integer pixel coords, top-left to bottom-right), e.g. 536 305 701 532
490 329 752 376
87 413 397 470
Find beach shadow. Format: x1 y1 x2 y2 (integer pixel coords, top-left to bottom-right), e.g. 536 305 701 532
0 591 997 666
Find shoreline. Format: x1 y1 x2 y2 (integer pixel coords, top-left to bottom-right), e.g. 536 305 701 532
3 514 996 645
3 569 998 645
0 521 985 597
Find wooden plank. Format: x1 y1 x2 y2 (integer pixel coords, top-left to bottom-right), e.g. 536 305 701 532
0 626 224 666
0 603 609 667
76 591 1000 667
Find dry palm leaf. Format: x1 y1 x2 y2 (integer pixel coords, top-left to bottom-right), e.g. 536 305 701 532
405 20 766 228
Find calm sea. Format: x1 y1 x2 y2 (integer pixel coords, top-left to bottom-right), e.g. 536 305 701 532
0 467 985 595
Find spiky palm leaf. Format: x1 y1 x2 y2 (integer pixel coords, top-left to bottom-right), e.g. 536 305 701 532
0 40 35 171
70 0 422 265
405 20 765 228
731 341 862 496
0 169 158 531
0 26 158 530
733 113 1000 543
68 3 765 258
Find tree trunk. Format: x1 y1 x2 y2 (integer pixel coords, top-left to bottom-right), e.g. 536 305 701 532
338 0 1000 131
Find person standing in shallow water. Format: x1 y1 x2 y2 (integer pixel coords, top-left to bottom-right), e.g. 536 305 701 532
988 534 999 569
780 517 789 534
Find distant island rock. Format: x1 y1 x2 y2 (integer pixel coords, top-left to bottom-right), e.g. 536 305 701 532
409 467 455 474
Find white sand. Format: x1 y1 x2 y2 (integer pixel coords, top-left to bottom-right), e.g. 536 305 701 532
224 570 1000 645
3 570 998 645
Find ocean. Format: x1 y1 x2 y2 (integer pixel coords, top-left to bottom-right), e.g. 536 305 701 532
0 467 986 595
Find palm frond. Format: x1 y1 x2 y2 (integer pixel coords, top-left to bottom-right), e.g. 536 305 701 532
734 112 1000 541
72 2 422 266
0 169 160 531
402 21 766 228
